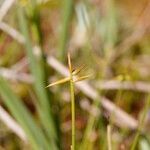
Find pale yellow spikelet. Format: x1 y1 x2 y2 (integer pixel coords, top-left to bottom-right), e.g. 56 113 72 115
46 77 70 88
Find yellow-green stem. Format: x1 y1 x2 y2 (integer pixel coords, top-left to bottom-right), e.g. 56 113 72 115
70 77 75 150
68 53 75 150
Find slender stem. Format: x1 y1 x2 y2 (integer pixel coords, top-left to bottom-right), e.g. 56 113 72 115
107 125 112 150
70 78 75 150
68 53 75 150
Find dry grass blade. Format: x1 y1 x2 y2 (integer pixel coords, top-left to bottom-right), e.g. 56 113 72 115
0 67 33 83
0 0 15 22
0 22 25 43
0 105 27 142
96 80 150 93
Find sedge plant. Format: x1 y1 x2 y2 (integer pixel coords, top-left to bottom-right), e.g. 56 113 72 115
46 53 90 150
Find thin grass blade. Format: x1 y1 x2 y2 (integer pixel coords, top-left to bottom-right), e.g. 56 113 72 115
17 4 58 149
0 77 50 150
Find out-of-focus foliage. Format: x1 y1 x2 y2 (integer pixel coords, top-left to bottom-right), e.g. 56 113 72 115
0 0 150 149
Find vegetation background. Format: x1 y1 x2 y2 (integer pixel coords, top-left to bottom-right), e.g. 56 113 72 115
0 0 150 149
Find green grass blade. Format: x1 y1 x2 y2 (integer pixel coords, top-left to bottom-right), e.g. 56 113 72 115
17 5 58 149
104 0 118 55
59 0 73 61
79 98 101 150
0 77 50 150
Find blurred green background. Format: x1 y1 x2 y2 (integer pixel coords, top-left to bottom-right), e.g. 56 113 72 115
0 0 150 149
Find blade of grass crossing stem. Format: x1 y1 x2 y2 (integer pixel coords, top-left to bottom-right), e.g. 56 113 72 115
59 0 73 61
0 77 50 150
17 6 58 149
131 94 150 150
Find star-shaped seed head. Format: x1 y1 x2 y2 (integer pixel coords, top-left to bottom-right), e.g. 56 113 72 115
46 53 91 88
